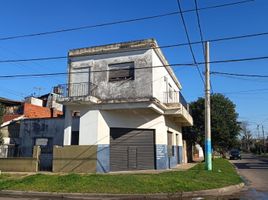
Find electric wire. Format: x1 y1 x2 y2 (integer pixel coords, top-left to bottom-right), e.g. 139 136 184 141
211 71 268 78
1 29 268 64
194 0 214 94
0 0 254 41
2 55 268 79
176 0 205 85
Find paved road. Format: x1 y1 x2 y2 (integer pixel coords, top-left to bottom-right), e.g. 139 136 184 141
227 153 268 200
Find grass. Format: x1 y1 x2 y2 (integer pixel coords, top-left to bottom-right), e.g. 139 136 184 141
0 159 242 194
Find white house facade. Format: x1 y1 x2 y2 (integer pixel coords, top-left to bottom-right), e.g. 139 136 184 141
57 39 193 173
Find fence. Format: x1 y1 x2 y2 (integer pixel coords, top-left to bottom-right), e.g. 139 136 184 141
54 82 97 98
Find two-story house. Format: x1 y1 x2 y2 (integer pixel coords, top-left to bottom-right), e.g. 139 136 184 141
57 39 193 173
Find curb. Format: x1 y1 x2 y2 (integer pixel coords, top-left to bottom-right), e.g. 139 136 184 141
0 183 245 199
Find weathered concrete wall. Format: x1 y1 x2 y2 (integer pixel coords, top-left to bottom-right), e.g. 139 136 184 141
0 146 40 172
69 49 153 101
20 117 79 156
53 145 97 173
0 158 38 172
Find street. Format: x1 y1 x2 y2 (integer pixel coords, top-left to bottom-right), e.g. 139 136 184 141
227 153 268 199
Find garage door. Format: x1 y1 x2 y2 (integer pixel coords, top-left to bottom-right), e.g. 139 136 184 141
110 128 155 171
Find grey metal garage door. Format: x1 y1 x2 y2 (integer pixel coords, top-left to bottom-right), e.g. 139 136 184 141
110 128 155 171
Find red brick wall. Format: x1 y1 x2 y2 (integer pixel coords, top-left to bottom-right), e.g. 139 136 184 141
24 103 52 118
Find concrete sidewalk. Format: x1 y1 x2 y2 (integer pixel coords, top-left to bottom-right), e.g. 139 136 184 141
1 162 197 176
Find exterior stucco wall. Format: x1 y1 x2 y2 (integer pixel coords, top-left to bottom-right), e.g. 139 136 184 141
69 50 153 101
152 50 181 103
74 108 183 171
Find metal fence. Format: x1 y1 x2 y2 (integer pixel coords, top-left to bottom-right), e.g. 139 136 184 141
54 82 97 98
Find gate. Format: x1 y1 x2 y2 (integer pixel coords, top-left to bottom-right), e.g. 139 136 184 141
35 138 53 171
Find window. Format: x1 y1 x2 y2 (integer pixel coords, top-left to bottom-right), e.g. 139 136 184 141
108 62 134 81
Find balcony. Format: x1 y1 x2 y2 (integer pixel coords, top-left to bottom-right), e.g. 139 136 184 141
162 91 193 126
55 82 99 104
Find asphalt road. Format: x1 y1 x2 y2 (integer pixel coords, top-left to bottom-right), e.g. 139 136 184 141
0 154 267 200
227 153 268 200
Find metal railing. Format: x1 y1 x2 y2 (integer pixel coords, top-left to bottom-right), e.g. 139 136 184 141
163 91 189 111
54 82 97 98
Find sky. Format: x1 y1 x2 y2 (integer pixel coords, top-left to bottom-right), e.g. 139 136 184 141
0 0 267 136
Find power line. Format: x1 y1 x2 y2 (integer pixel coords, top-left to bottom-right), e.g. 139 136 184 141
221 88 268 95
194 0 206 57
3 54 268 79
0 0 254 42
0 45 63 83
211 71 268 78
1 29 268 64
194 0 214 94
0 63 195 79
176 0 205 85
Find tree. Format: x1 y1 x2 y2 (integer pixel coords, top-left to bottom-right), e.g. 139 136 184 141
183 93 241 157
240 121 253 152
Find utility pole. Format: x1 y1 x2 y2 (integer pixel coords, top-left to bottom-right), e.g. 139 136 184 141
257 125 260 154
205 41 212 171
262 125 266 154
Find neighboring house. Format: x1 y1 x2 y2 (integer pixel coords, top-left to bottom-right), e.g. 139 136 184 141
19 117 79 171
0 94 64 159
57 39 193 173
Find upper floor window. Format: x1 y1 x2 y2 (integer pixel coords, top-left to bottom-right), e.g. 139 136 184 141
108 62 134 82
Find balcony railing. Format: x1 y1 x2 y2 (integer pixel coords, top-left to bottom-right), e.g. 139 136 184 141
163 91 189 111
54 82 97 98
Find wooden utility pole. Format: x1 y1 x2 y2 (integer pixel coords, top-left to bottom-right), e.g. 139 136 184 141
205 41 212 171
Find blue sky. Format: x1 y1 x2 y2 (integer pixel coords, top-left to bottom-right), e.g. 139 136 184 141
0 0 267 135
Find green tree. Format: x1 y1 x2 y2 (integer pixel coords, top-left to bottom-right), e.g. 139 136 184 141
183 93 241 157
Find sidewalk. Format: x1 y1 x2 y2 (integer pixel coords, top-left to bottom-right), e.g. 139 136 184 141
1 162 197 176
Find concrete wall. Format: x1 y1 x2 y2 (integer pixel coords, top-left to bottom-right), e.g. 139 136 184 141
25 97 43 107
53 145 97 173
0 146 39 172
69 50 153 100
0 158 38 172
20 117 79 156
152 50 181 103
